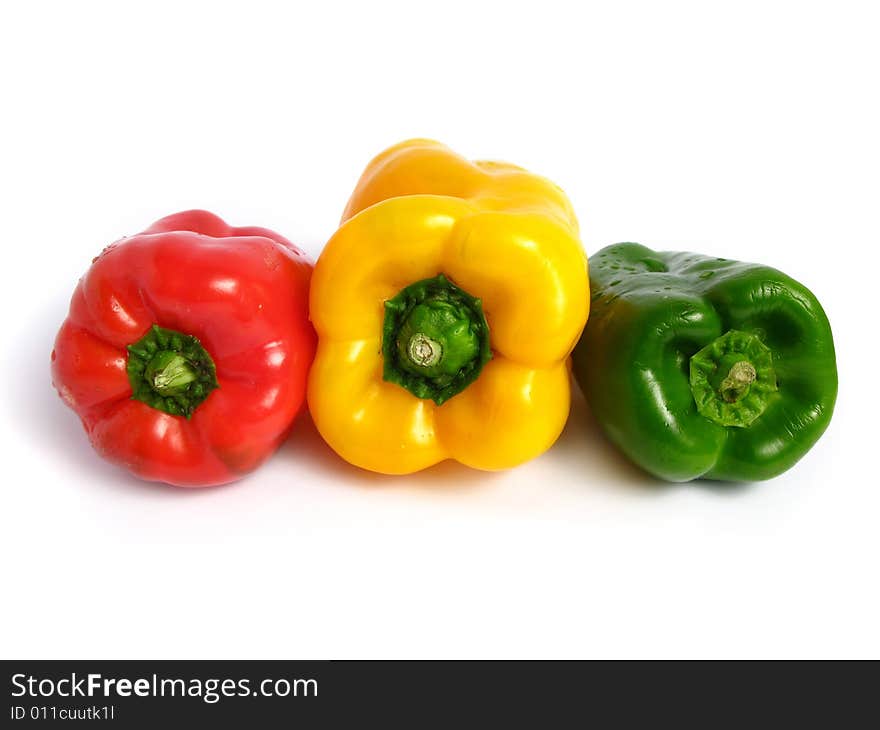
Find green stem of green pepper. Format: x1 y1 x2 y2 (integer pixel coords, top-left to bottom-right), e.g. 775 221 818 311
718 360 757 403
689 329 777 428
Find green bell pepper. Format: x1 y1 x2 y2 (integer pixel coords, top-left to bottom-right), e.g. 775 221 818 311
572 243 837 482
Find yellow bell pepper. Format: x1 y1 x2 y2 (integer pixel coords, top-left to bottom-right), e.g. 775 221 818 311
308 139 589 474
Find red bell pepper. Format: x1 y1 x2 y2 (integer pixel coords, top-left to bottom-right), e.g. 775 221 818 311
51 210 316 487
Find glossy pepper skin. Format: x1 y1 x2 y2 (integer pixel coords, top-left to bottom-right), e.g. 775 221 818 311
572 243 837 482
51 210 316 487
309 139 589 474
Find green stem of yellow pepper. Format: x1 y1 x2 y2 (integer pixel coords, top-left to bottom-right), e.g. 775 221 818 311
382 274 491 405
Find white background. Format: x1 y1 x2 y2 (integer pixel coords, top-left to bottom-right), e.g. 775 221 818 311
1 1 877 659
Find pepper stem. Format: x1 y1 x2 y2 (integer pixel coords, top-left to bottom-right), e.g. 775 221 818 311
145 351 198 395
689 329 777 428
127 325 219 418
407 333 443 368
719 360 757 403
382 274 491 405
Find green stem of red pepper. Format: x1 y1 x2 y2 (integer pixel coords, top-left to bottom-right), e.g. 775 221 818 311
127 325 219 418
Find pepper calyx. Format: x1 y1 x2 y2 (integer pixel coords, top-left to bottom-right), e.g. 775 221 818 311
382 274 491 405
127 325 219 418
689 329 777 428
